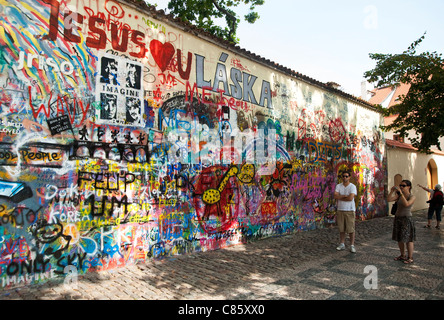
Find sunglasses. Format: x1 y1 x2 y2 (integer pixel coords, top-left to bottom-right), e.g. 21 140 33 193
342 175 350 178
399 184 407 187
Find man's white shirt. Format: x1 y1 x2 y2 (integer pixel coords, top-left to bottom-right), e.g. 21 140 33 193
335 183 357 211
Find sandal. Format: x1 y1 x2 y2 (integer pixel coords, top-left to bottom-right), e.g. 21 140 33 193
394 255 406 261
403 258 414 264
436 226 441 230
424 225 431 228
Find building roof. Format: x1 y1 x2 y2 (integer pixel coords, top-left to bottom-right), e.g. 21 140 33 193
387 139 444 156
368 83 411 109
386 138 417 151
122 0 379 112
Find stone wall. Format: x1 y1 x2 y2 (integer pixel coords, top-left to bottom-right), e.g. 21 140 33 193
0 0 386 288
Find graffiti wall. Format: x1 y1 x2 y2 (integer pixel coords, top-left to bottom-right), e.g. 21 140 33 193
0 0 386 288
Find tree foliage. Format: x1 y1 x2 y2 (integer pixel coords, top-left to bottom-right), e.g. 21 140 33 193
364 33 444 153
146 0 264 43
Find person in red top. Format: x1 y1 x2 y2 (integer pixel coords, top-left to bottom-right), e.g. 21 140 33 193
418 184 443 230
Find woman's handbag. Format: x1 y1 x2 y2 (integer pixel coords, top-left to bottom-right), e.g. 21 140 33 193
391 202 397 215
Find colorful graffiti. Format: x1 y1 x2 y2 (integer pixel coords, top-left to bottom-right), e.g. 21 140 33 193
0 0 387 289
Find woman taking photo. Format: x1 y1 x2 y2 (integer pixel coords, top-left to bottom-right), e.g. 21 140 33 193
388 180 416 264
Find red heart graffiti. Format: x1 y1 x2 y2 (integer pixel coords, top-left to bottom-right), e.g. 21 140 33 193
149 40 175 72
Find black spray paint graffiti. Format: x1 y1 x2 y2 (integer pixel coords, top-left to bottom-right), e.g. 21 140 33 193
29 219 72 259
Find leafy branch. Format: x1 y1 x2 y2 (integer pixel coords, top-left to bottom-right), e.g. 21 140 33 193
145 0 264 43
365 33 444 153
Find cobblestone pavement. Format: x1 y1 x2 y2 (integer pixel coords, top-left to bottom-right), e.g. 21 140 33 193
1 210 443 301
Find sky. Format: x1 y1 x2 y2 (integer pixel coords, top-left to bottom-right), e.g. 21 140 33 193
149 0 444 98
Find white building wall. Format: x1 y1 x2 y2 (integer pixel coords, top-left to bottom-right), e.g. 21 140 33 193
387 147 444 212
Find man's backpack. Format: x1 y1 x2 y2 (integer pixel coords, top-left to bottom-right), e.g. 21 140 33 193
430 190 444 207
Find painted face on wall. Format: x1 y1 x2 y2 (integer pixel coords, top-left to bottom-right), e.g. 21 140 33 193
30 220 63 244
126 98 141 123
100 94 117 120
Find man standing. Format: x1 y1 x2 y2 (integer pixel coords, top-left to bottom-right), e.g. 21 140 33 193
334 170 357 253
418 183 443 229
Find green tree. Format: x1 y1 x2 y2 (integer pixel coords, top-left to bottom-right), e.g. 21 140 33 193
364 33 444 153
146 0 265 43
